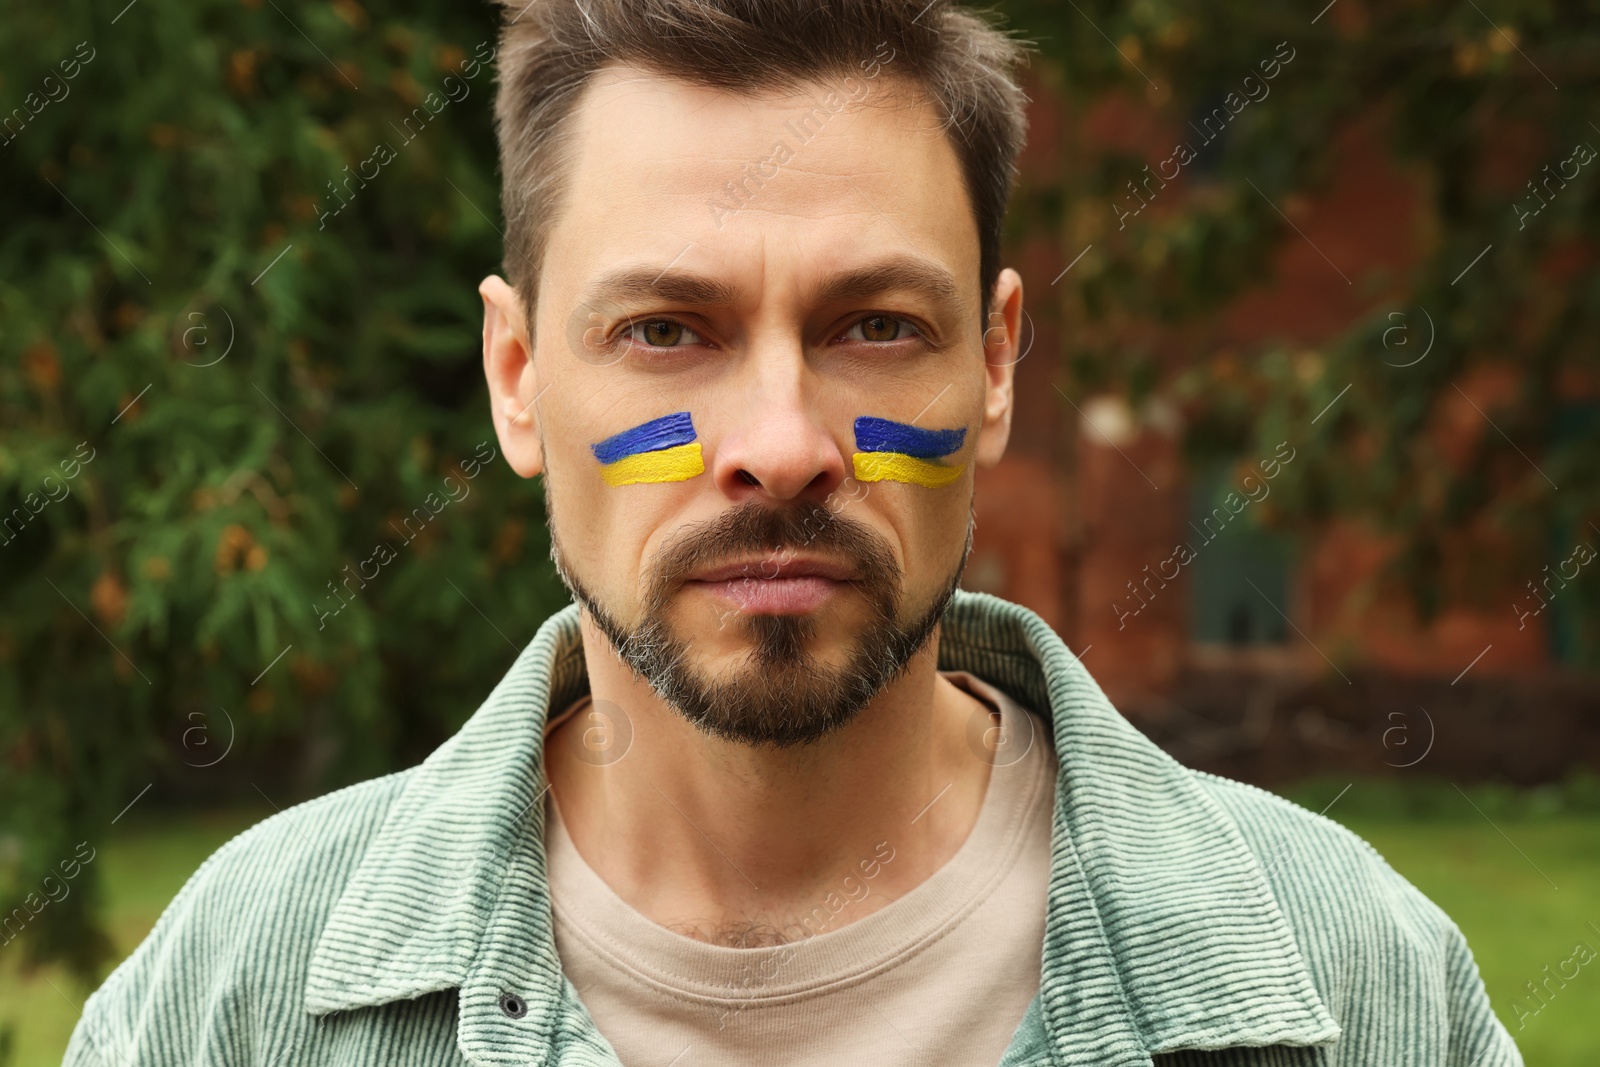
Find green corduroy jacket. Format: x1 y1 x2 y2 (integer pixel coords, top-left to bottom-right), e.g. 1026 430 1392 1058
64 592 1523 1067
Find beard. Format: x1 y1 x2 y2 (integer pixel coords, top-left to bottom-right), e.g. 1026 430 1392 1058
549 495 971 748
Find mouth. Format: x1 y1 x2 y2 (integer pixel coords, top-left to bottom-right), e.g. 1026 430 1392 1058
682 554 857 615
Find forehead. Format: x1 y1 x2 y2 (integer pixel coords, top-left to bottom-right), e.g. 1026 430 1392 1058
540 63 978 310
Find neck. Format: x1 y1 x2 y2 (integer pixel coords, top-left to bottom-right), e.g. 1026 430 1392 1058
544 614 994 944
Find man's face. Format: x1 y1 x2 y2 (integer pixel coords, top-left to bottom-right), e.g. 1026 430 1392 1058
484 64 1019 746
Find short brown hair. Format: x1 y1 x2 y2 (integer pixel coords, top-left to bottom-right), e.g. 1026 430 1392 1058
490 0 1030 325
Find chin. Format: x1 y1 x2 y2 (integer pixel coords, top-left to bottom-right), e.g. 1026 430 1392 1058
638 602 936 749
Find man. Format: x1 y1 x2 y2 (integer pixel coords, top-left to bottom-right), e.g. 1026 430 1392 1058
66 1 1521 1065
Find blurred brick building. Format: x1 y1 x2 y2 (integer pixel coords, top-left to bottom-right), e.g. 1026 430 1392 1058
965 77 1600 783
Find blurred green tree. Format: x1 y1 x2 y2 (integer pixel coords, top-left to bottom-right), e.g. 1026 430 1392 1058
1 0 567 984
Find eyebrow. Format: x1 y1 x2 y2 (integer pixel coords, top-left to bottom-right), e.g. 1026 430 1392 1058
815 256 964 310
580 255 965 313
584 266 740 308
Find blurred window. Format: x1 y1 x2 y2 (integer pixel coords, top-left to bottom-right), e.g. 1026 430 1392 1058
1549 403 1600 668
1187 464 1293 646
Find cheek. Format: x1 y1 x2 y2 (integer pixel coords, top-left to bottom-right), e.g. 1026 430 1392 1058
854 481 972 598
915 484 975 572
543 434 623 560
543 426 703 605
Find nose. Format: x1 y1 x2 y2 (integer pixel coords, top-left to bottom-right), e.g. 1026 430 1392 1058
709 347 848 505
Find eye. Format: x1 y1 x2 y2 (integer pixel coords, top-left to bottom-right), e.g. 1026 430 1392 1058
843 315 920 343
626 319 704 347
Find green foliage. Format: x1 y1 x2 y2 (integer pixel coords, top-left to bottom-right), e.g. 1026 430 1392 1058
1008 0 1600 641
0 0 566 981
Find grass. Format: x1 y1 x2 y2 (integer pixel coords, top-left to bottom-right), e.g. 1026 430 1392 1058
1285 775 1600 1065
1339 817 1600 1065
3 786 1598 1065
0 807 271 1067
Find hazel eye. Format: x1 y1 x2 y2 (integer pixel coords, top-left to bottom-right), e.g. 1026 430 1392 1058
845 315 918 343
628 319 703 347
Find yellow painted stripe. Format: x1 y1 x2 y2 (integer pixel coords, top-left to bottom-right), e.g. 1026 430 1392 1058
852 451 964 488
600 442 705 486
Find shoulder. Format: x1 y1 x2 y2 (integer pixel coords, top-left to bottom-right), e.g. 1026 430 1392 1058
66 770 414 1067
1192 771 1522 1066
184 769 413 899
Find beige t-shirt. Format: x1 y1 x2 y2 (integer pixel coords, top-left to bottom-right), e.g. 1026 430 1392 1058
544 671 1057 1067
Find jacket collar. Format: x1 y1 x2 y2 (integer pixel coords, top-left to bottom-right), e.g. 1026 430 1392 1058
304 592 1337 1065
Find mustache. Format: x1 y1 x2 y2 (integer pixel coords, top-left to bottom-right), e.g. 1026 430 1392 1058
644 501 901 613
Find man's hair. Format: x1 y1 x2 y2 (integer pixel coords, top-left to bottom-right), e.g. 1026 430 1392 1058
490 0 1030 327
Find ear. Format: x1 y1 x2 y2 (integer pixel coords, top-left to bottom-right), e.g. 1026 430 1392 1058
480 275 545 478
974 267 1022 469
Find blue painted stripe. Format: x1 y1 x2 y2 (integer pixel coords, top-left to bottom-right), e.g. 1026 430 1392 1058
853 417 966 458
591 412 697 464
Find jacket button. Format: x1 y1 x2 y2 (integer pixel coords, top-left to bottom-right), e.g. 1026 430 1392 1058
499 992 528 1020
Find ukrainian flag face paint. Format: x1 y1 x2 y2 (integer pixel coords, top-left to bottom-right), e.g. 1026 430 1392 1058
851 416 968 488
591 412 706 487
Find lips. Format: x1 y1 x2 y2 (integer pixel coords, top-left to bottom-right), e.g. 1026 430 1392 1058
687 555 856 583
683 555 856 615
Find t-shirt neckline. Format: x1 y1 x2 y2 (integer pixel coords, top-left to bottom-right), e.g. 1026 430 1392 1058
543 670 1054 1004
